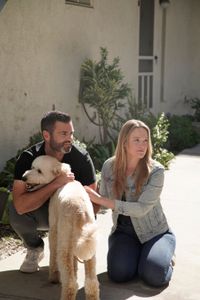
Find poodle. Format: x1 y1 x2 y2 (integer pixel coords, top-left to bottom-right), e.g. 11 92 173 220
22 155 99 300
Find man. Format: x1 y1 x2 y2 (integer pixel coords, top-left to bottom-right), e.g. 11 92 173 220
9 111 97 273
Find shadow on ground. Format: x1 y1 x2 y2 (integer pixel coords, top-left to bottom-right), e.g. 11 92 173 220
0 267 166 300
0 267 59 300
180 144 200 156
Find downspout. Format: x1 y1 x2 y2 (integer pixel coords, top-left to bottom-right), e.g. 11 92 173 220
160 0 170 102
0 0 7 12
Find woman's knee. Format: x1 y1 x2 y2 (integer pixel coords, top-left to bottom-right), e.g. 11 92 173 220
138 230 176 286
107 228 141 283
107 259 137 283
107 248 138 283
138 260 173 287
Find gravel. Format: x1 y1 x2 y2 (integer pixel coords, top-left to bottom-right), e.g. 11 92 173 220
0 224 48 261
0 224 25 260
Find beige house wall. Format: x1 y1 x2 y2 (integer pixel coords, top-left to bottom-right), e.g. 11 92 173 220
190 0 200 97
160 0 200 114
0 0 138 170
0 0 200 171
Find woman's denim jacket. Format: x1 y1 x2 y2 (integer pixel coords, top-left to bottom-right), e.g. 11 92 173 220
99 157 169 243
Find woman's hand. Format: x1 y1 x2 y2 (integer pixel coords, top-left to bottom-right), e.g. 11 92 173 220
84 186 101 204
84 186 115 210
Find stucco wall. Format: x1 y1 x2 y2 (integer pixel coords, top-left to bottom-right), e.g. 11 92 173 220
160 0 200 115
0 0 200 172
0 0 137 171
190 0 200 98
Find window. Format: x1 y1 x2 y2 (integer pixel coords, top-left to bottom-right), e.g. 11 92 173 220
65 0 93 8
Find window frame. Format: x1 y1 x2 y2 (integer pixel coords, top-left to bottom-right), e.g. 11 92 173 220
65 0 93 8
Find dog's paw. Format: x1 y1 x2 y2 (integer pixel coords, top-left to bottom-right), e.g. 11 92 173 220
49 270 60 283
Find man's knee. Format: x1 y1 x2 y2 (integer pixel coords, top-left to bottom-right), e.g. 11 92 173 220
9 201 18 226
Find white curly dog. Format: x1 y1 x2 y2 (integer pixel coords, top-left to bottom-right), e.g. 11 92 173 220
22 155 99 300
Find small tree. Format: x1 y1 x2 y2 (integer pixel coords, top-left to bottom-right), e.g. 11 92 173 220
79 47 130 144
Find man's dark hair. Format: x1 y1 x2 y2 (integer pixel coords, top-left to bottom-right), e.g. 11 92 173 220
41 111 71 133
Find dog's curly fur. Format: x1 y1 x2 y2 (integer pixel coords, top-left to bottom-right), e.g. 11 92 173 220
23 155 99 300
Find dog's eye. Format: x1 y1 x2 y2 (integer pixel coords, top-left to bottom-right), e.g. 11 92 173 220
38 169 42 174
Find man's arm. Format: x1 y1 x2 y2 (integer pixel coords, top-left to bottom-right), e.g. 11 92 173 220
12 172 74 214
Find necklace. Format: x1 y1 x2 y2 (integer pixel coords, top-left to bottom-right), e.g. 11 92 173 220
126 168 136 176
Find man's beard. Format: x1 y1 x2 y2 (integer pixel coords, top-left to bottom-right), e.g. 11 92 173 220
50 140 72 154
60 144 72 154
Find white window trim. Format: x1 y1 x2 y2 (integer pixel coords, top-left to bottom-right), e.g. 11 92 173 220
65 0 94 8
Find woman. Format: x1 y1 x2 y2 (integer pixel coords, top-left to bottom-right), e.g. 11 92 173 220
85 119 176 287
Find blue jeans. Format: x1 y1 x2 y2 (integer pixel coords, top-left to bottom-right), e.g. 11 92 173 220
107 215 176 287
9 201 49 249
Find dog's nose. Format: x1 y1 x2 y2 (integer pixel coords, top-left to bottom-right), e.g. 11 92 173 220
22 175 27 182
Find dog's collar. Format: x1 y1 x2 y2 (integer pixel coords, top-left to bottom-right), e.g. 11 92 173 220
26 184 46 192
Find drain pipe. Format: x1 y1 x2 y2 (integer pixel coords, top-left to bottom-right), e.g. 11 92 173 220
0 0 7 12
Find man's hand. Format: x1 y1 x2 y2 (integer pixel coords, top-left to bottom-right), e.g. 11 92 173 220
12 172 75 215
53 172 75 189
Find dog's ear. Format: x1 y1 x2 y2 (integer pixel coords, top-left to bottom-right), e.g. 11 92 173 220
52 165 62 177
61 163 71 174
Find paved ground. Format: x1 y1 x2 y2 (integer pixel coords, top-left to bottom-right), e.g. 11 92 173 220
0 144 200 300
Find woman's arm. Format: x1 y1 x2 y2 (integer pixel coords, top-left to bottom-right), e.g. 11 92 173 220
115 167 164 217
87 182 101 214
84 186 115 210
85 167 164 218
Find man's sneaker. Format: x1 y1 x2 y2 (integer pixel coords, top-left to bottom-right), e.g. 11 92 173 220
20 246 44 273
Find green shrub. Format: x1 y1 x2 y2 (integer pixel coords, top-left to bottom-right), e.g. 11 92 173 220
167 115 199 153
0 132 42 189
79 47 131 144
185 97 200 121
153 149 174 169
0 157 16 190
87 141 115 171
151 113 174 169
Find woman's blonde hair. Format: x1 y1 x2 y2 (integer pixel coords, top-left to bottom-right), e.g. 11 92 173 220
113 119 152 198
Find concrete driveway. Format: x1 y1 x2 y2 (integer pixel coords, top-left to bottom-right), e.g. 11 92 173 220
0 145 200 299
